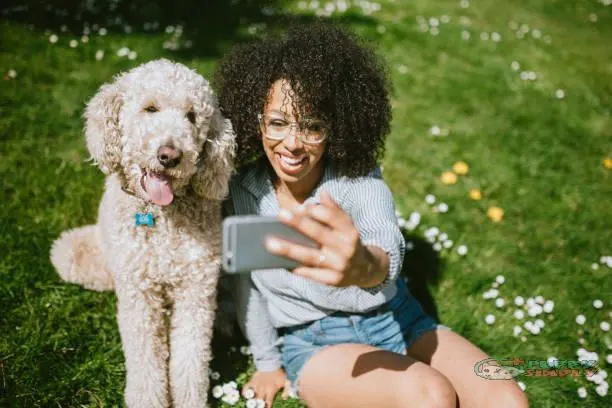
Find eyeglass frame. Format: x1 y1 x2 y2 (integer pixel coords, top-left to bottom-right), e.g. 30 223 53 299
257 113 328 145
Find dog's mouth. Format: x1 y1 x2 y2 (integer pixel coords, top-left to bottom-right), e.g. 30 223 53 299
141 169 174 206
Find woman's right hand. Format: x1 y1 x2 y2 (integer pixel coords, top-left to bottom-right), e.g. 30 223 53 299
243 368 291 407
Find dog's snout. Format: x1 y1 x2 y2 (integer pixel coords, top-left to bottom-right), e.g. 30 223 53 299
157 146 183 168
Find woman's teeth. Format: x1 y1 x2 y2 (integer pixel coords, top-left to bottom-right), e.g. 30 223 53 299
280 155 305 165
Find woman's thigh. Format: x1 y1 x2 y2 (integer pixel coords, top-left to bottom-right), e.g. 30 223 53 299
298 343 457 408
407 328 529 408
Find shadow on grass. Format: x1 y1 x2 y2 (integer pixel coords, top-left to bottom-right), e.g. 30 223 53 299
1 0 379 58
400 232 444 325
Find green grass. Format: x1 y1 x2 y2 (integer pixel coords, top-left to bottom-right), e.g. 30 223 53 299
1 0 611 407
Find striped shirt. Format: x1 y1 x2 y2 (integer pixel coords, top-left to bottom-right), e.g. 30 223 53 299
223 158 405 371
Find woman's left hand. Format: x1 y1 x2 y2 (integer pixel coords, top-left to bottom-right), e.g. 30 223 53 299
264 190 389 288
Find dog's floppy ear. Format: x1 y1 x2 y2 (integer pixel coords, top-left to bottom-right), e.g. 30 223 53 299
84 79 124 174
191 106 236 200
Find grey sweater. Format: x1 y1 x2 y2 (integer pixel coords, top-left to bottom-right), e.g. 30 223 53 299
223 158 405 371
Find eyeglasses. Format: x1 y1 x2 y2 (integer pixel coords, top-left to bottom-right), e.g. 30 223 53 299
257 113 327 145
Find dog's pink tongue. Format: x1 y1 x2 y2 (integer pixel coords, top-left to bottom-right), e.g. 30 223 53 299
145 172 174 206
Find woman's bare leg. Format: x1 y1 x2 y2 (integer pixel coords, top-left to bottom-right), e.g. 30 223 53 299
407 329 529 408
298 343 456 408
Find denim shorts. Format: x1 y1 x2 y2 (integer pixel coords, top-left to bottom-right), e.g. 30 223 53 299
279 279 452 394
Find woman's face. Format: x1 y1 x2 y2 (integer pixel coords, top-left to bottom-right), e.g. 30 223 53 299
260 79 327 187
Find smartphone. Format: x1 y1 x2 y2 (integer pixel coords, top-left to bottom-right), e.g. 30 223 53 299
222 215 318 273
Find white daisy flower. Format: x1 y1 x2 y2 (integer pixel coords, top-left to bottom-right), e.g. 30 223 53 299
591 263 599 270
485 314 496 325
425 194 436 204
531 29 542 39
483 289 499 299
576 315 586 325
69 39 78 48
443 240 454 249
514 310 525 320
438 233 448 242
222 382 237 394
513 325 522 336
212 385 224 398
595 385 608 397
555 89 565 99
607 354 612 364
406 241 414 250
526 297 536 308
425 227 440 237
543 300 554 313
80 35 88 43
492 282 499 289
495 298 505 308
128 51 138 60
117 47 129 57
524 321 534 330
430 126 441 136
461 30 470 40
593 299 604 309
535 319 545 328
49 34 58 43
95 50 104 60
242 387 256 399
514 296 525 306
433 242 442 252
255 399 266 408
577 386 587 398
495 275 505 285
480 32 489 41
246 399 258 408
529 325 541 335
491 32 501 42
7 69 17 78
535 295 544 304
528 305 542 317
457 245 468 256
547 356 559 368
601 370 608 379
98 27 107 36
601 321 610 332
240 345 251 355
210 371 220 380
222 391 240 405
511 61 520 71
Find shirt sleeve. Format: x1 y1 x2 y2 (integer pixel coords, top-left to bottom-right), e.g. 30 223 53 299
349 169 405 294
233 273 283 372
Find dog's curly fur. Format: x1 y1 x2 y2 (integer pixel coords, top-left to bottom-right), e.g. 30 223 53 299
50 59 235 408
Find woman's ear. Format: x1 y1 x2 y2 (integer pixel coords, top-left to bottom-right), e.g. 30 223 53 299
84 79 124 174
191 107 236 200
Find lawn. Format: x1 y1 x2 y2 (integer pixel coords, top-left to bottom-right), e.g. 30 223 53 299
1 0 611 407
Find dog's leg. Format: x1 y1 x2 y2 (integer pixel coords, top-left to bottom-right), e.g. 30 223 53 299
117 288 171 408
169 277 218 408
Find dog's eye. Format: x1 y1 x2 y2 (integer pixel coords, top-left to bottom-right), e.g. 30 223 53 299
144 105 158 113
186 111 196 124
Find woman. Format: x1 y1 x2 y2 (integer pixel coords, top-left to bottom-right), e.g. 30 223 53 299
215 22 528 408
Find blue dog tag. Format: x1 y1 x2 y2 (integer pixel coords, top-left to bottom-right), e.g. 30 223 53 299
135 212 154 227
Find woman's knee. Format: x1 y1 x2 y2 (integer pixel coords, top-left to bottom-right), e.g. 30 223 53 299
495 383 529 408
399 370 457 408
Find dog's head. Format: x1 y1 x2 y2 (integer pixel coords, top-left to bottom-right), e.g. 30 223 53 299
85 58 235 204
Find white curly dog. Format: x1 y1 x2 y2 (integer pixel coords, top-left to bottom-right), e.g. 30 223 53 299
50 59 235 408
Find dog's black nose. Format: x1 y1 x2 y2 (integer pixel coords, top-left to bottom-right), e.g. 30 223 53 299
157 146 182 168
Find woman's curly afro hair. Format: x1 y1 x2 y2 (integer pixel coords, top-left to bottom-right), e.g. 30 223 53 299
214 20 392 178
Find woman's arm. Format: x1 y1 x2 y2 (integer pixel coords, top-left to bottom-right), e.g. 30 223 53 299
233 274 282 372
